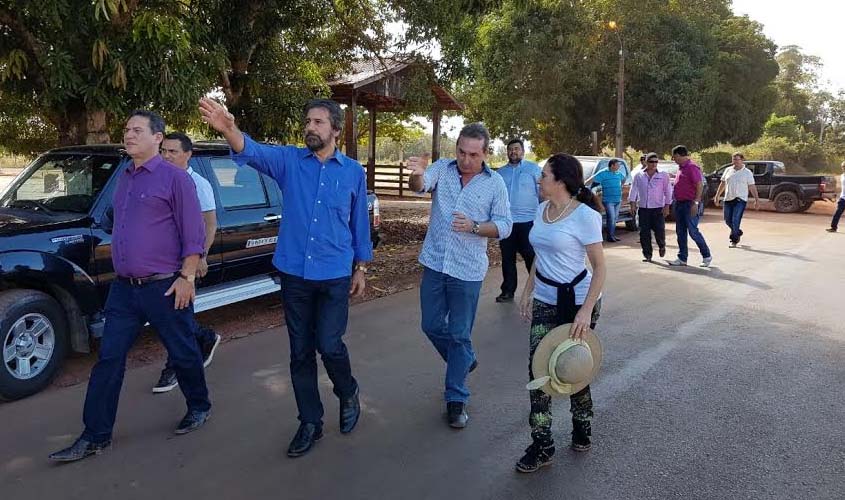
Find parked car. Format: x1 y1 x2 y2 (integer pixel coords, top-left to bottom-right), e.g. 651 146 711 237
0 143 380 401
705 161 837 213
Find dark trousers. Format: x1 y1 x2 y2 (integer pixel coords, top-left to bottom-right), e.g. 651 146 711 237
165 320 216 370
528 300 600 443
637 207 666 259
723 198 747 243
82 278 210 443
280 272 357 426
499 221 535 295
673 200 711 262
831 198 845 230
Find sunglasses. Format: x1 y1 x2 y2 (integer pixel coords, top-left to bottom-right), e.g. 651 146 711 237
647 160 658 163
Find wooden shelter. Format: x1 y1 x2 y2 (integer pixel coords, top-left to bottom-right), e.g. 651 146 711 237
328 58 463 190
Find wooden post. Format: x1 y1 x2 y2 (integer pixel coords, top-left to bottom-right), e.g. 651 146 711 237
367 107 377 191
431 107 442 161
345 92 358 160
399 162 404 197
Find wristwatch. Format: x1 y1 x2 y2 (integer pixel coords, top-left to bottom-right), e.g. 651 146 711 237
354 264 368 273
471 221 480 234
179 272 196 284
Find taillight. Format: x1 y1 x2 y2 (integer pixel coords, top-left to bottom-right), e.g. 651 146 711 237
372 198 380 227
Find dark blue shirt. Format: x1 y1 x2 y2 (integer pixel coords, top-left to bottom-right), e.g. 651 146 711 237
231 135 373 280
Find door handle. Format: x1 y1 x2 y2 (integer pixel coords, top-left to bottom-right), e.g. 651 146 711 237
263 214 281 222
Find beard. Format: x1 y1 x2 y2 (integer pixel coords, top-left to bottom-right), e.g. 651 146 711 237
305 133 325 152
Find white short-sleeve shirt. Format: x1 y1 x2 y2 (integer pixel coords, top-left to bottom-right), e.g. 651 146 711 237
187 167 216 212
721 166 755 202
529 202 603 305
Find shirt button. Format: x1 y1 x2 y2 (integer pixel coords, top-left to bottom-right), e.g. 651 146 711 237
311 237 314 241
321 183 324 186
313 218 317 222
317 200 321 204
307 256 312 259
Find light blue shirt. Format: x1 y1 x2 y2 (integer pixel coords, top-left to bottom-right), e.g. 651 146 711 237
231 134 373 280
592 169 626 203
496 160 541 222
417 159 512 282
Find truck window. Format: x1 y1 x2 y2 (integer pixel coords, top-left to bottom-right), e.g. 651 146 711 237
209 158 269 209
0 154 118 213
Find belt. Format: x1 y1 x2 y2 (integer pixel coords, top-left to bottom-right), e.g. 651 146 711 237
116 272 177 286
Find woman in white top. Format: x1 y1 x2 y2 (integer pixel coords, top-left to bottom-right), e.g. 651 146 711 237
515 153 607 473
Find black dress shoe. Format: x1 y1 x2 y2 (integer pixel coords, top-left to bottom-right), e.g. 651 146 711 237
49 437 110 462
339 387 360 434
287 423 323 457
495 292 514 303
174 409 211 435
658 246 666 257
447 402 468 429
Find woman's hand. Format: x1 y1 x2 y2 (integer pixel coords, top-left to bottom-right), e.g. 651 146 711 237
569 307 592 340
519 292 533 321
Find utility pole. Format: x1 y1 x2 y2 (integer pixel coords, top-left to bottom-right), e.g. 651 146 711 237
609 21 625 159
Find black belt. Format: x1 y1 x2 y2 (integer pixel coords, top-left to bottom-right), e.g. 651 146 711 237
536 269 588 325
116 272 177 286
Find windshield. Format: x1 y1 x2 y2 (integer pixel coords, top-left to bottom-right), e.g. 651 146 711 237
0 153 120 214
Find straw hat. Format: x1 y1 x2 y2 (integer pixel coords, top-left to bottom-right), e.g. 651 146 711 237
526 324 603 396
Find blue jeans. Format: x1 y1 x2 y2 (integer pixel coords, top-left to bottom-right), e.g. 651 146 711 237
280 273 357 426
674 200 711 262
723 198 747 243
831 198 845 230
82 277 210 443
420 267 482 404
602 201 620 239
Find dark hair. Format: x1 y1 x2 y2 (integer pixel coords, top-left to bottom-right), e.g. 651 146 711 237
639 154 646 161
458 122 490 151
608 159 619 168
671 145 689 157
304 99 344 131
546 153 599 211
129 110 165 135
732 151 744 160
506 138 524 149
164 132 192 152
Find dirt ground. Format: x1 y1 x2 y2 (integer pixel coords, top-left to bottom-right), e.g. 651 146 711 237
50 198 503 390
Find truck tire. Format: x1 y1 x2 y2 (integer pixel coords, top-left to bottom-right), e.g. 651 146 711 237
772 191 800 213
0 289 69 401
797 200 813 213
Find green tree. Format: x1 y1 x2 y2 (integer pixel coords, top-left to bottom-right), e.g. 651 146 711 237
0 0 215 149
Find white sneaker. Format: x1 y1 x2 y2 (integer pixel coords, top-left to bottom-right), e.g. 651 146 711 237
701 257 713 267
667 259 687 266
729 242 737 248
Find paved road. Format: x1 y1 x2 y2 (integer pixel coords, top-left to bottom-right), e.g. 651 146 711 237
2 210 844 499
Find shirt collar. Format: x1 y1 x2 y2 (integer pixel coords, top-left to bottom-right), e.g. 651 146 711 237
448 159 493 177
300 146 344 166
126 154 163 173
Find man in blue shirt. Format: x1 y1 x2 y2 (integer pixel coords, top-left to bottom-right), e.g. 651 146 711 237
494 139 541 303
407 123 512 429
587 159 627 242
199 97 372 458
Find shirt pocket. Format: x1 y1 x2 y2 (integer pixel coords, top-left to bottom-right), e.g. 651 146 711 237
329 181 352 221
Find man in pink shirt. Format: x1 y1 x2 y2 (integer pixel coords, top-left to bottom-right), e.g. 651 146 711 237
667 145 711 267
628 152 673 262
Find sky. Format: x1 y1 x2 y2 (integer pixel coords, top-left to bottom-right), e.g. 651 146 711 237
730 0 843 90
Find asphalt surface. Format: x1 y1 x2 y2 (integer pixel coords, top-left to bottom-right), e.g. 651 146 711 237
1 209 843 500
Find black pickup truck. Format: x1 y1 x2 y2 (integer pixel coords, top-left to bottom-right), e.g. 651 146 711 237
0 143 380 401
705 161 837 213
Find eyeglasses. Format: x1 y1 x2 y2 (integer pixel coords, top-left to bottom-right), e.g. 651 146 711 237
647 160 658 163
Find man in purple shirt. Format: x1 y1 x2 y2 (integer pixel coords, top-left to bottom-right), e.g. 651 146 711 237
50 111 211 463
628 152 673 262
667 145 712 267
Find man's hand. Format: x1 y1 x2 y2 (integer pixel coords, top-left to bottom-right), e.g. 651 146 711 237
713 196 721 207
754 198 760 210
451 212 474 233
197 258 209 278
199 98 236 134
629 202 637 213
165 277 196 309
690 203 699 218
405 153 431 177
349 269 366 297
663 205 670 218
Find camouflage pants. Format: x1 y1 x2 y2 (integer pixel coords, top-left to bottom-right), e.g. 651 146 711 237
528 299 601 443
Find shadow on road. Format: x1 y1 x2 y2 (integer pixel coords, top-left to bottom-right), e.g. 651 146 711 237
736 245 814 262
654 263 772 290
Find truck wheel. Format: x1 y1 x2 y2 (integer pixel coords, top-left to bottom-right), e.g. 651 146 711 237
797 201 813 213
0 289 69 401
772 191 800 213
